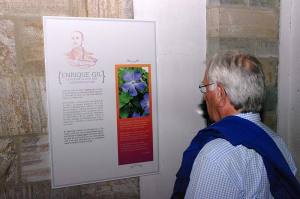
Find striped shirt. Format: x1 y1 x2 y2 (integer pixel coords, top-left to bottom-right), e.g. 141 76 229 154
185 113 297 199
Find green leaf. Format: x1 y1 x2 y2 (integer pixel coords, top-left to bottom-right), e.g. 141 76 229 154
119 92 132 108
120 104 130 118
118 68 126 87
132 97 141 108
120 111 129 118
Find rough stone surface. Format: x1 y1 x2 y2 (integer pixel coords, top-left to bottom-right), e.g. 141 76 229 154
206 37 220 57
0 19 17 76
208 37 256 55
264 85 278 112
207 0 221 6
69 0 88 17
207 6 278 39
220 0 248 5
0 184 25 199
17 17 45 76
207 7 220 38
119 0 134 19
255 39 278 57
0 178 139 199
259 57 278 87
0 76 47 136
86 0 133 18
208 0 280 7
207 38 278 58
0 181 82 199
0 76 31 136
0 138 17 185
250 0 280 7
24 76 47 134
0 0 71 16
262 110 277 131
32 181 81 199
80 178 139 199
20 135 50 182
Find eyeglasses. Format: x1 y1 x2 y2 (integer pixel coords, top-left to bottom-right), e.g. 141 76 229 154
199 83 215 93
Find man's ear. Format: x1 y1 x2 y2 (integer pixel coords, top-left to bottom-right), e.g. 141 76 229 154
216 84 227 107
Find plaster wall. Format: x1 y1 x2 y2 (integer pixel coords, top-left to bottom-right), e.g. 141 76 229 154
279 0 300 178
134 1 207 198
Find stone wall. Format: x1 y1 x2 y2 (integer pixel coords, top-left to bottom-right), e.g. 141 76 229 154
207 0 280 130
0 1 139 198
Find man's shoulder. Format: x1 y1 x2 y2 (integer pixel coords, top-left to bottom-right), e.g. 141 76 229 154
198 138 261 163
194 138 267 190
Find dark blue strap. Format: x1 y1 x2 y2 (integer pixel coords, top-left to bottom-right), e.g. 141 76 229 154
171 116 300 199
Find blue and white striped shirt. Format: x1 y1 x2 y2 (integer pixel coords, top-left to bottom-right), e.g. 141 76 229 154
185 113 297 199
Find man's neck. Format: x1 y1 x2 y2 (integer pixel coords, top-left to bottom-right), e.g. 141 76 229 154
218 99 240 120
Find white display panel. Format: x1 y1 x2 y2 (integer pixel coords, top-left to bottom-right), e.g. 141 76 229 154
43 16 158 188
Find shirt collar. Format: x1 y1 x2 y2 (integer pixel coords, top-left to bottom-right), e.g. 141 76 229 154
235 112 261 123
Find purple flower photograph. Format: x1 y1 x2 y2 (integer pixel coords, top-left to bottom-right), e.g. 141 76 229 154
117 67 150 119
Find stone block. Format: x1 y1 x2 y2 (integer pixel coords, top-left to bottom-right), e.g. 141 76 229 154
0 138 17 185
81 178 139 199
207 6 279 39
24 76 48 134
0 19 17 76
255 39 278 57
86 0 133 19
50 184 82 199
111 178 139 197
0 184 25 199
30 181 55 199
0 76 47 137
20 135 50 182
0 181 83 199
259 57 278 87
207 37 220 57
207 0 221 6
221 7 278 39
210 0 280 8
119 0 134 19
17 17 45 76
261 110 277 131
0 0 72 16
207 37 278 58
0 77 31 136
219 37 256 54
207 0 248 6
263 85 277 111
207 7 220 38
250 0 280 7
220 0 248 6
69 0 88 17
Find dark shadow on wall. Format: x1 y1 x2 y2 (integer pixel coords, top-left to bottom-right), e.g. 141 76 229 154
198 100 213 127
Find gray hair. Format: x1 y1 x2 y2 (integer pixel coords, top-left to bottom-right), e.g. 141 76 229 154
206 51 265 113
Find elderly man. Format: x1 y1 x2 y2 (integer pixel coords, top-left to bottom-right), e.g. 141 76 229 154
172 52 300 199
